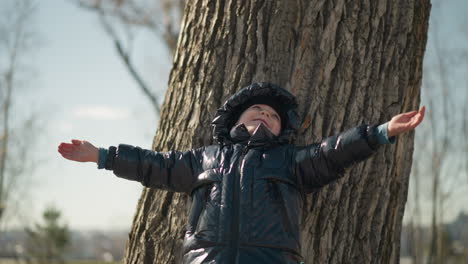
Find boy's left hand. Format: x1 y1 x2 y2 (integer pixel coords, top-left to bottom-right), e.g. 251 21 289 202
387 106 425 138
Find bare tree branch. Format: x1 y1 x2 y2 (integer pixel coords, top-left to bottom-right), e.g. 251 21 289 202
74 0 186 118
0 0 42 228
97 8 161 115
414 9 468 264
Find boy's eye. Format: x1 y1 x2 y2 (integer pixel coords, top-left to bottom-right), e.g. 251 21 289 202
272 115 279 121
252 105 261 110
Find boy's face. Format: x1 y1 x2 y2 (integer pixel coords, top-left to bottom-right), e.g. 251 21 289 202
235 104 281 136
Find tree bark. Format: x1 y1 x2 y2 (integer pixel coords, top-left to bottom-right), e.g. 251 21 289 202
123 0 431 263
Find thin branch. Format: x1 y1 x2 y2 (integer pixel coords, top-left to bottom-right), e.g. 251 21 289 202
76 0 166 46
0 0 39 226
97 8 161 116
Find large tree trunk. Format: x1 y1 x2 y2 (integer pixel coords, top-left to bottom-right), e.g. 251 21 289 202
123 0 431 263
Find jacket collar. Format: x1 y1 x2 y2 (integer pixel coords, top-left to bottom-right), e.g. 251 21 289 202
229 122 279 148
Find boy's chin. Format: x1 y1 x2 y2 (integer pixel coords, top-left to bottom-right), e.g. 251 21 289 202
248 120 267 129
243 122 279 136
253 123 278 136
244 125 256 134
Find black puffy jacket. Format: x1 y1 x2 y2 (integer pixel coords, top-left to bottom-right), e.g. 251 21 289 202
106 83 382 263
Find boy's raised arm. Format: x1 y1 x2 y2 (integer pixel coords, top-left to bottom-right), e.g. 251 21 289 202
295 124 380 193
109 144 203 193
295 106 425 193
58 140 204 194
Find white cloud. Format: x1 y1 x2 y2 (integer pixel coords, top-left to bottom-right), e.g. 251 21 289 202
72 105 130 120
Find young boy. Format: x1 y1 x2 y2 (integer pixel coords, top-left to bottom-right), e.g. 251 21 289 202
58 82 424 264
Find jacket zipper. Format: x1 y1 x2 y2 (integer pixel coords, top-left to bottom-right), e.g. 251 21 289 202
230 145 248 264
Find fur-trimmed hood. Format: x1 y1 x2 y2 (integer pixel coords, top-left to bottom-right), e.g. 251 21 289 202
211 82 299 145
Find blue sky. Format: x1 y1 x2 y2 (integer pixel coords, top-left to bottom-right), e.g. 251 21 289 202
6 0 468 231
11 0 169 230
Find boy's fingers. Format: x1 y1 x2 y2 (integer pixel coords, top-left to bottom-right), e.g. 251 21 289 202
410 111 424 128
59 152 70 159
415 107 425 123
71 139 82 146
58 149 71 155
61 152 77 160
401 110 418 117
59 148 72 154
59 144 75 150
58 148 74 155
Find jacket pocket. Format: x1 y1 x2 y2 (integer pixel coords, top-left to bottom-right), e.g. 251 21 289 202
257 173 302 239
187 169 222 239
190 168 222 194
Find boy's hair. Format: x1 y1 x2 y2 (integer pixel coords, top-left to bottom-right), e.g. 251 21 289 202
211 82 299 144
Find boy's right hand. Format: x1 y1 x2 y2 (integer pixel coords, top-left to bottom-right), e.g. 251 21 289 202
58 139 99 163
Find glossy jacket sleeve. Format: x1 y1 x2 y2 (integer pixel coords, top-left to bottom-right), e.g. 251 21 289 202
295 124 380 193
107 144 203 193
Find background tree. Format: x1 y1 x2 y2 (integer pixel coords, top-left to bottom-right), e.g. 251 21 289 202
404 1 468 263
111 0 432 263
0 0 43 229
75 0 186 116
24 205 70 264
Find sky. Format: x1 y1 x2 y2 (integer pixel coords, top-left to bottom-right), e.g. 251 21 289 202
3 0 468 231
6 0 169 230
